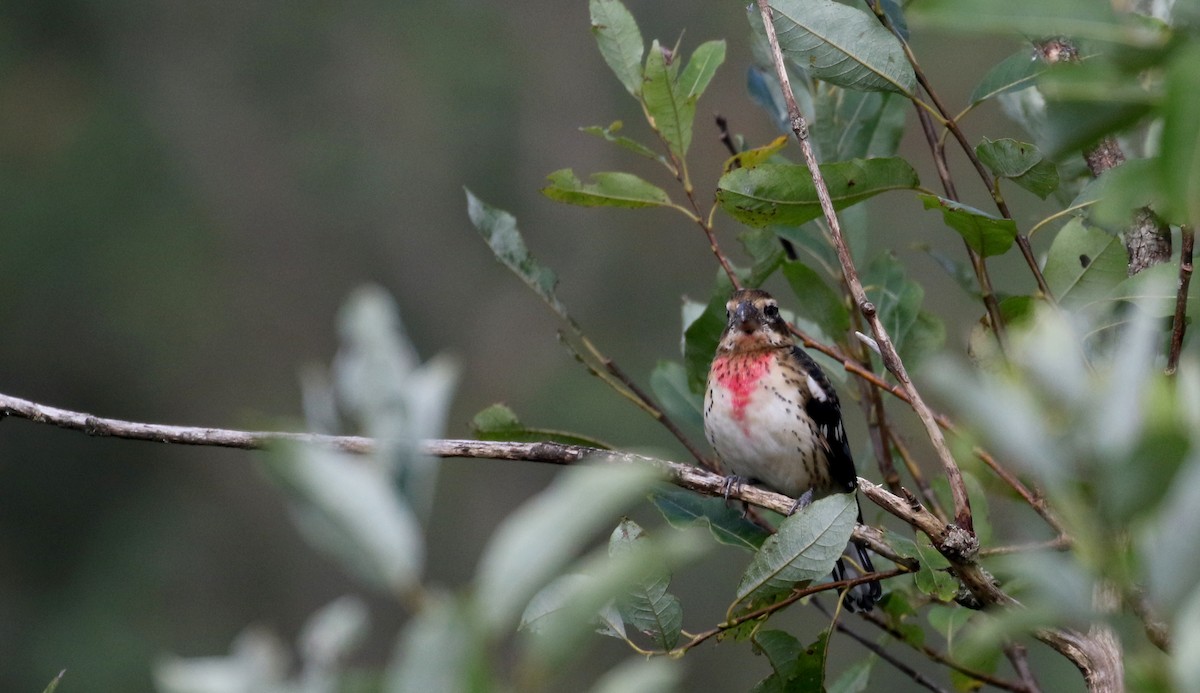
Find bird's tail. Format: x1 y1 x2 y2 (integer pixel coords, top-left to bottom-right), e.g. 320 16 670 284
833 502 882 611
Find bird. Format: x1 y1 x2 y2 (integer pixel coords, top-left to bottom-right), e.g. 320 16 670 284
703 287 881 611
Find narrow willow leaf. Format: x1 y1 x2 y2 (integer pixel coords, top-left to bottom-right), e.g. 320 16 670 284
919 194 1017 258
388 595 487 693
520 574 628 640
609 520 683 650
590 0 644 97
649 361 704 433
724 135 789 173
911 534 957 600
828 654 875 693
1043 219 1127 310
782 260 849 339
542 169 673 208
736 493 856 603
466 189 568 320
651 487 771 551
910 0 1124 43
718 158 919 228
643 40 690 160
864 253 923 357
1161 42 1200 227
975 137 1059 199
968 49 1042 105
475 463 660 634
41 671 65 693
1112 263 1200 317
581 121 663 163
678 40 726 104
522 529 708 673
751 630 827 692
264 446 424 595
759 0 916 95
683 274 735 392
590 658 682 693
814 88 907 160
471 403 613 449
738 228 786 286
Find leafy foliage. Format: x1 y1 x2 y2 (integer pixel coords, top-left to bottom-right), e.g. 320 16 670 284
167 0 1200 691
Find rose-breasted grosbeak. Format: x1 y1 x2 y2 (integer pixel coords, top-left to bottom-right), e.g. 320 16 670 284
704 288 881 611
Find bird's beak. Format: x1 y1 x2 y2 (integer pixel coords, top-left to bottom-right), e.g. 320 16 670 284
733 301 759 334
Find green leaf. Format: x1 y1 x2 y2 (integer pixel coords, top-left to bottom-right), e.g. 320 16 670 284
758 0 916 95
474 463 661 634
751 630 827 692
724 134 789 173
814 88 908 160
910 0 1125 43
738 228 787 286
590 0 645 97
335 286 459 523
542 169 673 208
974 137 1059 199
969 48 1043 105
471 403 613 449
919 194 1018 258
1037 59 1157 157
264 445 424 595
590 658 682 693
678 40 727 106
581 121 664 163
828 655 875 693
1112 262 1198 317
782 260 850 339
650 487 771 551
609 519 683 650
520 574 626 639
718 158 920 228
388 594 489 693
1043 219 1127 310
1161 42 1200 228
521 528 708 673
683 275 735 392
911 534 957 601
649 361 705 433
736 493 856 603
300 596 369 669
466 190 568 320
41 671 65 693
864 253 923 357
640 39 724 162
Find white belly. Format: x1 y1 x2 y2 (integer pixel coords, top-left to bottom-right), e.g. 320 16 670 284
703 360 826 499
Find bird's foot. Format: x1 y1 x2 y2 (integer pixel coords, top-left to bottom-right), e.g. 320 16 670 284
721 475 746 505
786 488 815 515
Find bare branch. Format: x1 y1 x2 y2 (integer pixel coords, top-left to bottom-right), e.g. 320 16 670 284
1168 225 1195 375
754 0 974 534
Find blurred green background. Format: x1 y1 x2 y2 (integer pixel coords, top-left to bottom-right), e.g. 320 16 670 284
0 1 1071 690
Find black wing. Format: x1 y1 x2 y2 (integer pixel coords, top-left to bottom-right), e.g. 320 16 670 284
792 346 858 494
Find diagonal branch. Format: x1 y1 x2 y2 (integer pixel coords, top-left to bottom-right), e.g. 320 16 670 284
754 0 974 535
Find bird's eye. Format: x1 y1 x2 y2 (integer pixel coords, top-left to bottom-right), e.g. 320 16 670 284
725 309 731 320
764 304 779 318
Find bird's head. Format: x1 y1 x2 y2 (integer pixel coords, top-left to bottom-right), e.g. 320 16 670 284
718 288 794 353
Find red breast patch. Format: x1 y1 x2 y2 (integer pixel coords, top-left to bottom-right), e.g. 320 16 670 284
711 351 773 425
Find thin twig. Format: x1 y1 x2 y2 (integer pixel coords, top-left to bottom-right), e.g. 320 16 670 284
910 66 1008 352
756 0 974 534
1005 642 1044 693
813 601 953 693
1167 225 1194 375
677 568 911 654
866 0 1053 301
891 435 949 524
0 389 1113 687
854 607 1032 692
979 537 1071 558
